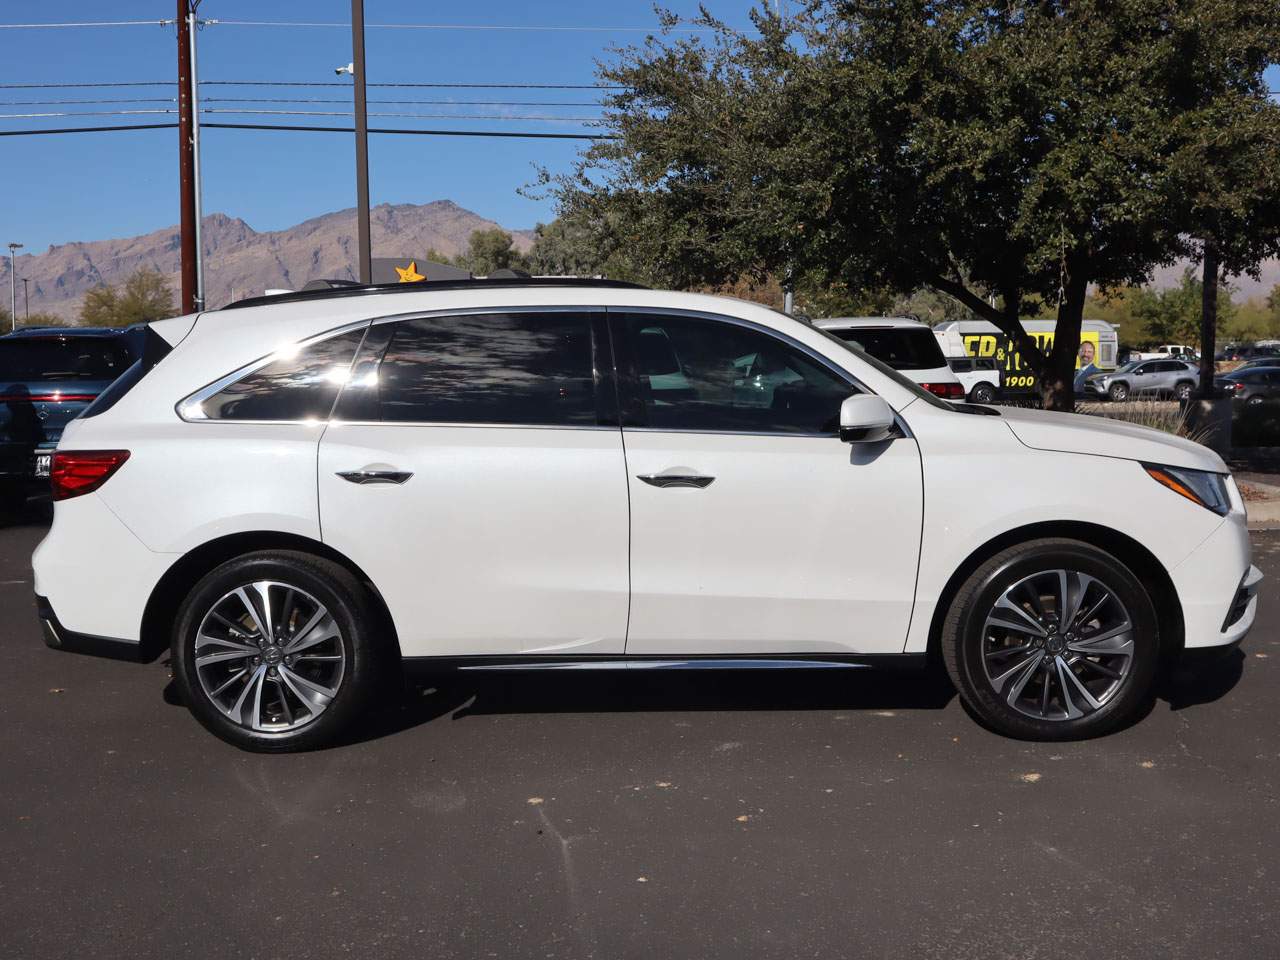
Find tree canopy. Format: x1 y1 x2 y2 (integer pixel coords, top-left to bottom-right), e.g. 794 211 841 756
544 0 1280 409
79 268 175 327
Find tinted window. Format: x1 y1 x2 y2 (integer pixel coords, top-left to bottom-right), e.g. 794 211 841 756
336 312 597 426
199 327 367 421
0 337 131 381
949 357 974 372
828 327 946 371
621 313 851 434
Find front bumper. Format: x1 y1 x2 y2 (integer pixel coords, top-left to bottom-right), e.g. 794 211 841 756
1171 512 1262 649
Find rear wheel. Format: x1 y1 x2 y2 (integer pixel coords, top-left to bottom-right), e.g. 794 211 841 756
172 550 388 751
1108 382 1130 402
941 539 1160 740
1174 381 1193 401
969 382 997 405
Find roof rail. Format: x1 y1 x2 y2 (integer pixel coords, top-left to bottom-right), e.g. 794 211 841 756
221 276 649 311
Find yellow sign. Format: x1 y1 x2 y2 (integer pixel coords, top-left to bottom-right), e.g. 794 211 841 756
963 331 1101 391
395 261 425 283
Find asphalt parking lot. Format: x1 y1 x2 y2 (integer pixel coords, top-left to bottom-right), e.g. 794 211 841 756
1 510 1277 960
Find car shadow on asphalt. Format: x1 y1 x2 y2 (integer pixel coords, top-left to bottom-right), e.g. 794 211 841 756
323 666 958 747
161 649 1247 749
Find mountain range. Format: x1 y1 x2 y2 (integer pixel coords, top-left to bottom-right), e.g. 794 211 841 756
2 201 536 321
3 200 1276 321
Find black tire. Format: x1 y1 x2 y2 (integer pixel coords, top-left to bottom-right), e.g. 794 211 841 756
941 538 1160 741
969 382 997 404
172 550 389 752
1247 395 1264 406
1174 381 1193 401
1108 382 1129 402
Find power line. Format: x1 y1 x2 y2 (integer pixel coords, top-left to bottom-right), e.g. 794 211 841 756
0 121 616 140
0 20 173 29
0 80 623 90
0 108 599 122
210 20 712 33
0 18 710 32
0 96 600 108
0 98 177 106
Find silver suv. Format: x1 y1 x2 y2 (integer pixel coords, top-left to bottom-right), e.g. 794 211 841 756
1083 359 1199 402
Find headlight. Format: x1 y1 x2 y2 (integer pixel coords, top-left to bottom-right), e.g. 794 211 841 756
1143 463 1231 516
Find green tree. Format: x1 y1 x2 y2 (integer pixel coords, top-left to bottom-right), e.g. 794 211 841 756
1128 269 1236 345
547 1 1280 410
79 268 175 327
453 229 528 276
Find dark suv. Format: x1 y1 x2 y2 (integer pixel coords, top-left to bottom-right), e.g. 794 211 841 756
0 327 134 511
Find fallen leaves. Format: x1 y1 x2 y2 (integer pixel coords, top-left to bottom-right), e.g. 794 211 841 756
1018 772 1042 784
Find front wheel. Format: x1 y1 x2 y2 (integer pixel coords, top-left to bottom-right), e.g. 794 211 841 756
1247 395 1265 406
941 539 1160 740
1108 382 1130 402
172 550 388 751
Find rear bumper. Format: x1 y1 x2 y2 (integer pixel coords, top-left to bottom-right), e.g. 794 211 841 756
36 594 145 662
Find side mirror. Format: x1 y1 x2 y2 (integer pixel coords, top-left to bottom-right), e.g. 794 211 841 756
839 394 896 444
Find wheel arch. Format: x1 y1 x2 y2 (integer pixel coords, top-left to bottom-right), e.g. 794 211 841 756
139 531 402 663
925 520 1184 660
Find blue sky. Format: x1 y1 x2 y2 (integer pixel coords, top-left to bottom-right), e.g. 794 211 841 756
2 1 757 252
3 4 1278 253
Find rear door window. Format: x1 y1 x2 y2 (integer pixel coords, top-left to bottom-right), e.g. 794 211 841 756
333 312 599 427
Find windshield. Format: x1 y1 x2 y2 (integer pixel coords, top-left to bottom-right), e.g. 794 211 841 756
0 337 131 381
1115 360 1142 374
827 326 948 371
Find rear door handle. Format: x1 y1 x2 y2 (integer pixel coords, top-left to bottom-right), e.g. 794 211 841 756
336 469 413 485
637 474 715 489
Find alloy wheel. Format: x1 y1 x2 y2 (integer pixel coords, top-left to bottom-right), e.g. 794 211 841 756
193 580 346 733
981 569 1134 721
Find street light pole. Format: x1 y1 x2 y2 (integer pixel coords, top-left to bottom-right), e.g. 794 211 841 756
351 0 372 283
6 242 21 332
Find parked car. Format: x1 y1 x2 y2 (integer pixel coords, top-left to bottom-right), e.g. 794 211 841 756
1232 356 1280 372
0 327 135 512
813 316 964 399
34 279 1260 750
1132 344 1198 362
1216 367 1280 405
1216 342 1280 362
1080 359 1199 401
946 355 1002 403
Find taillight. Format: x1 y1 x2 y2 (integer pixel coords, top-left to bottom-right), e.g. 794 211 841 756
50 450 130 501
922 382 965 400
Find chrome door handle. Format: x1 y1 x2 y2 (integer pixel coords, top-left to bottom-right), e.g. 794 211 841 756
637 474 715 489
336 469 413 485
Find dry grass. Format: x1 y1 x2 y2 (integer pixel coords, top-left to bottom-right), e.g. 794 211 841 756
1075 399 1217 445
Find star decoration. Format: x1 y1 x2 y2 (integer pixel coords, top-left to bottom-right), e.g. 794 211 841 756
395 260 425 283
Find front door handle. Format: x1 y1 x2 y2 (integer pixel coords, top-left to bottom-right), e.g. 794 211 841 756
637 474 715 489
336 469 413 485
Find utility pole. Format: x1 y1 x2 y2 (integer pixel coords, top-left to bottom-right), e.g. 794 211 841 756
351 0 372 283
177 1 198 314
6 242 21 332
22 278 29 320
187 2 206 310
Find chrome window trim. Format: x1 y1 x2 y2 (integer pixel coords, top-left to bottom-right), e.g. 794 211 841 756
175 318 373 423
327 419 618 432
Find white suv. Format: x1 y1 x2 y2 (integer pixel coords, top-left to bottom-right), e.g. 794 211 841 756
34 280 1261 750
811 317 965 400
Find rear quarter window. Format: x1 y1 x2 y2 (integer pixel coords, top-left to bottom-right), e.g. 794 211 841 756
187 327 367 421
